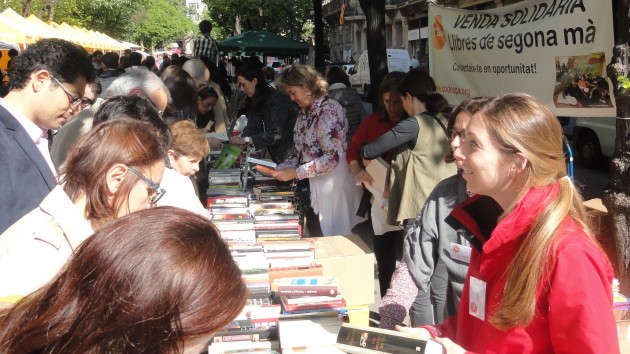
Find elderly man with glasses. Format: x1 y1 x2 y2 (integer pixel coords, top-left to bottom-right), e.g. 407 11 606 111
0 38 96 234
51 67 171 168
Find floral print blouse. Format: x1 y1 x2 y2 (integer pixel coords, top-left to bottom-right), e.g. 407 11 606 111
279 95 347 180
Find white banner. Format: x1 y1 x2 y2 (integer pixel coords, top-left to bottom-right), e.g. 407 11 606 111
429 0 615 117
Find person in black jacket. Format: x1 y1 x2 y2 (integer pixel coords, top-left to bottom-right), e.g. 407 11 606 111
229 63 298 163
326 66 366 143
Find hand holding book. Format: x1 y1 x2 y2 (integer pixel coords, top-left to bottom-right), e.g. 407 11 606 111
272 168 297 182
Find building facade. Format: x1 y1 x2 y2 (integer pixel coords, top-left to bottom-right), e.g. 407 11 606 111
185 0 207 23
323 0 523 66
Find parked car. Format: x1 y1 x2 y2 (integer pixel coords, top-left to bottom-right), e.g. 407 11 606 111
341 64 355 75
270 61 285 72
349 49 411 101
573 116 616 168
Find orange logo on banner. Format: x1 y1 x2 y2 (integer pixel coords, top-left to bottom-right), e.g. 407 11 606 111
433 15 446 50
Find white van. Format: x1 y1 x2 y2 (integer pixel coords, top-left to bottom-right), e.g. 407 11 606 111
349 49 411 100
573 116 616 168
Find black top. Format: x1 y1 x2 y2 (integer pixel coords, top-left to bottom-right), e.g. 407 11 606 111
242 88 298 163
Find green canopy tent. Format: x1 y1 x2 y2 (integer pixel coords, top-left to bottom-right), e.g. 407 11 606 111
217 31 309 57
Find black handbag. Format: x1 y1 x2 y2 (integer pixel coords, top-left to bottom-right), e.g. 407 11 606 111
293 178 313 213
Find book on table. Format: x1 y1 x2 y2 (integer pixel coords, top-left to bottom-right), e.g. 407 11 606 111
336 323 443 354
246 157 278 169
279 293 345 314
275 276 339 297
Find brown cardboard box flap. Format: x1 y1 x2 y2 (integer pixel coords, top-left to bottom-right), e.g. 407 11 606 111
584 198 608 214
312 235 375 306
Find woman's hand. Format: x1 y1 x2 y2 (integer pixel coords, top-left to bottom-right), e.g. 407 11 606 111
354 169 374 186
272 168 297 181
229 136 247 145
349 160 374 186
435 337 466 354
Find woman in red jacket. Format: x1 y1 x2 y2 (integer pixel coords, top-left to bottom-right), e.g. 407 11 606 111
399 93 618 353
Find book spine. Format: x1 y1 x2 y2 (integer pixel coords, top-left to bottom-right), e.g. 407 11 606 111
276 285 339 297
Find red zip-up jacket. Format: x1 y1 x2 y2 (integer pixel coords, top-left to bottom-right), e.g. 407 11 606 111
426 184 618 353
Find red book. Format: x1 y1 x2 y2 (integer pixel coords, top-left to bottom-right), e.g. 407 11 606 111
255 165 276 176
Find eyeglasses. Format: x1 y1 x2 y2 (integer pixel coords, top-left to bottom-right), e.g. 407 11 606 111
448 128 464 141
50 75 94 109
127 166 166 205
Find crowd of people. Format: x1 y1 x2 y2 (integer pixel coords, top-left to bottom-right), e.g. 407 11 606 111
0 27 620 353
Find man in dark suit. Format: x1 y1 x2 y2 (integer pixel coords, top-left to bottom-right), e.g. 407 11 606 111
0 38 95 234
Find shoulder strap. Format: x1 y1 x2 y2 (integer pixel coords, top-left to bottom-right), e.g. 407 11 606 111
422 112 449 140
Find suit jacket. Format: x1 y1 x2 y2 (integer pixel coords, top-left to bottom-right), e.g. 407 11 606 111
0 104 56 234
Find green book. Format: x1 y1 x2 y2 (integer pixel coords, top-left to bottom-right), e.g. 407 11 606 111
212 144 243 169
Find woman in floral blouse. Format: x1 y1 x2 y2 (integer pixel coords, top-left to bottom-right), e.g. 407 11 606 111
273 64 363 236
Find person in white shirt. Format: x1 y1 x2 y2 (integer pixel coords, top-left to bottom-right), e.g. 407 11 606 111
0 119 166 299
158 120 210 217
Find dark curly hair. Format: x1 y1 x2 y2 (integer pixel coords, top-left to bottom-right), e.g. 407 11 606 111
9 38 95 90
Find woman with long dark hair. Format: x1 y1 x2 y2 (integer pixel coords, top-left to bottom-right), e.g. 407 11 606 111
0 207 248 353
229 63 297 163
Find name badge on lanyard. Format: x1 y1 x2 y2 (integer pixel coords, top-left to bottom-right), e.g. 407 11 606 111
449 242 471 263
469 276 487 321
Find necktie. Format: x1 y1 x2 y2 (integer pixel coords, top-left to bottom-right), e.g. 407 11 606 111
47 130 54 151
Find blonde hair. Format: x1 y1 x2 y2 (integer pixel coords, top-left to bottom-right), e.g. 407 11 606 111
169 120 210 161
479 93 595 329
275 64 328 97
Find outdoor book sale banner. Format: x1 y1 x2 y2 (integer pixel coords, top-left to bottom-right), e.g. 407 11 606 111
429 0 615 117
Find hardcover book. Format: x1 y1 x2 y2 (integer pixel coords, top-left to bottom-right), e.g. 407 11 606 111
336 324 442 354
255 165 277 176
275 276 339 297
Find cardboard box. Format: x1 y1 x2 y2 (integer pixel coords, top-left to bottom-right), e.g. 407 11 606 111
583 198 616 269
312 235 375 306
584 198 613 242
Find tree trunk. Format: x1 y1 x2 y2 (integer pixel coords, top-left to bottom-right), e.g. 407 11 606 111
21 0 33 16
45 0 57 22
603 0 630 295
313 0 325 72
358 0 387 112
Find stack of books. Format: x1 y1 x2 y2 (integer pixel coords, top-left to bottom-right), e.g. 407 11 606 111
262 239 316 269
252 184 294 202
209 304 281 353
208 168 242 187
230 243 271 300
275 276 345 315
251 202 302 241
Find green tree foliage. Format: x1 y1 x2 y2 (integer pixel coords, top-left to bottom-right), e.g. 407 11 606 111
203 0 313 41
66 0 144 38
130 0 194 50
2 0 195 47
